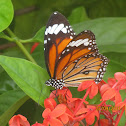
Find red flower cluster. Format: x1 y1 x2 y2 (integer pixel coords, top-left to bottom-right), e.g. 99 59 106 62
9 72 126 126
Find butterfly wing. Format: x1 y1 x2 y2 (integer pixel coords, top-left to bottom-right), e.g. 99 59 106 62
54 30 108 85
55 30 98 78
44 12 76 78
63 53 108 86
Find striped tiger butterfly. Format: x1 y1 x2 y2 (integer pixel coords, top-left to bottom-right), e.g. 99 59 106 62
44 12 108 89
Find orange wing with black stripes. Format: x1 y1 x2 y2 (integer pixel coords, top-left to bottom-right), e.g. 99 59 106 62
44 12 76 78
44 12 108 89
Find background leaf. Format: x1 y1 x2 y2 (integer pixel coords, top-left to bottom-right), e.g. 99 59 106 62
68 6 89 24
0 0 126 125
103 52 126 80
0 70 19 94
0 0 14 32
0 90 29 126
73 18 126 53
0 56 50 106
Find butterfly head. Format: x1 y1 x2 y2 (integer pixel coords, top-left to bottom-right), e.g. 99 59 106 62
45 79 65 89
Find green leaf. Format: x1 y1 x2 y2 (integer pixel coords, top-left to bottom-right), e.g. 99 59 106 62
0 55 50 106
103 60 125 81
32 26 45 42
104 52 126 69
73 18 126 53
15 99 44 124
25 17 126 54
31 43 46 68
0 90 29 126
0 0 14 32
0 70 18 94
103 52 126 80
84 0 126 18
20 26 45 43
68 6 89 24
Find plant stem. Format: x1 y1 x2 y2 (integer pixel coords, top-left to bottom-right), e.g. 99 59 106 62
6 28 37 64
73 88 90 116
115 106 124 126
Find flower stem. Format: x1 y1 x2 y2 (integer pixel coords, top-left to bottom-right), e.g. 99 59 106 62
115 106 125 126
73 88 90 116
6 28 37 64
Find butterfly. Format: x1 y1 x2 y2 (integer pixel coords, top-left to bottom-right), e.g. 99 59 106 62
44 11 108 89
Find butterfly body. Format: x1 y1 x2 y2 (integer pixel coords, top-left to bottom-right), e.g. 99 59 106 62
44 12 108 89
46 79 64 89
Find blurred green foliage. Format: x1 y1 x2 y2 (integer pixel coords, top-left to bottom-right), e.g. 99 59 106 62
0 0 126 125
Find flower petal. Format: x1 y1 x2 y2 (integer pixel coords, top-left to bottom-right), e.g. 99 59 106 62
42 108 51 118
100 119 110 126
114 72 126 81
94 119 109 126
86 113 95 125
59 114 69 124
49 90 57 98
102 88 116 101
44 98 57 110
49 118 63 126
114 91 122 104
73 122 80 126
78 81 94 91
75 108 88 116
89 84 98 99
50 104 66 118
31 43 39 53
32 122 43 126
108 78 116 87
9 114 30 126
115 101 125 109
100 84 111 96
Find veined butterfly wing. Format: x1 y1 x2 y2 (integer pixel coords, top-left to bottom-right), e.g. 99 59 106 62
44 12 75 78
44 12 108 89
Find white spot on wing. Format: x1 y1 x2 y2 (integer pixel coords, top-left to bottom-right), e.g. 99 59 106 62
62 50 65 54
45 26 51 35
76 39 88 47
70 36 73 39
49 24 58 34
54 12 57 14
73 39 83 47
84 42 89 46
44 40 47 44
69 41 75 47
70 28 73 31
82 38 89 43
54 24 64 35
46 26 51 35
61 27 67 33
45 28 48 35
103 68 106 71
